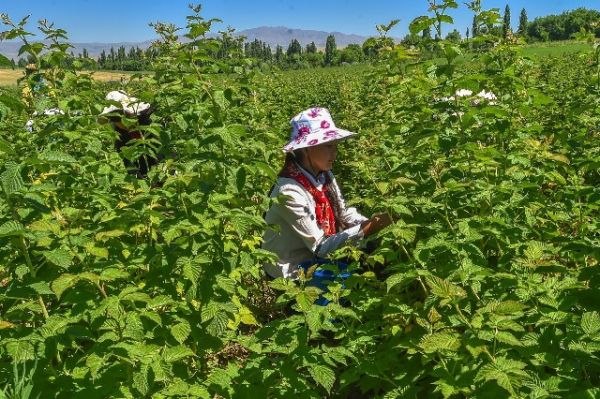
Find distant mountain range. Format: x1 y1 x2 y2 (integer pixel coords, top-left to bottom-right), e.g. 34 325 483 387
0 26 382 60
235 26 369 49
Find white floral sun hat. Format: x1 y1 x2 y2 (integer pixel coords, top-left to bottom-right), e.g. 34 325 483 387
283 107 357 153
100 90 151 116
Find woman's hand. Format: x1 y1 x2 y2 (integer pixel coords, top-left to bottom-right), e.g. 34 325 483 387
360 212 393 237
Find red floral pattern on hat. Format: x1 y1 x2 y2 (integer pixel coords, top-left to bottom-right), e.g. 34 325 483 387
308 139 319 146
308 108 321 118
320 120 330 129
323 130 339 138
295 125 310 143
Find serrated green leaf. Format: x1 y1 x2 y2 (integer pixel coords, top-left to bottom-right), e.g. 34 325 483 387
29 281 53 295
179 256 202 285
163 345 195 363
495 331 522 347
29 219 60 234
51 273 79 298
207 368 231 388
85 243 109 259
86 353 104 379
43 248 73 269
206 311 229 336
95 229 125 242
386 271 416 292
216 275 236 294
1 162 24 196
308 364 335 393
581 312 600 335
0 54 13 68
475 357 527 395
133 365 149 396
426 275 466 300
171 320 191 344
296 291 318 312
419 332 461 353
100 268 130 281
39 315 73 339
39 150 76 163
5 340 36 362
0 220 25 237
409 16 434 35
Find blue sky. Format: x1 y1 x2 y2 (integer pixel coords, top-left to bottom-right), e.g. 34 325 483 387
1 0 598 43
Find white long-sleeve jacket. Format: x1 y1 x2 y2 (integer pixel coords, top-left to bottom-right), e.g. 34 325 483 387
262 168 367 279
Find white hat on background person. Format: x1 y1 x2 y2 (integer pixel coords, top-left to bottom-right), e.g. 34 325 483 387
100 90 151 116
25 108 65 132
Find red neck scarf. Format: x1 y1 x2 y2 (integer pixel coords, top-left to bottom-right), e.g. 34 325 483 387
280 162 337 236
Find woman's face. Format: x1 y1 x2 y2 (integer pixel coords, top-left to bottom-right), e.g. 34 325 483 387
304 141 339 172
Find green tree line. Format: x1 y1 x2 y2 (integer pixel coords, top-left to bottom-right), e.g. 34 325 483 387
400 6 600 47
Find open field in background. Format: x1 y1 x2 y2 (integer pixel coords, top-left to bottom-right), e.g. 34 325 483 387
0 69 142 86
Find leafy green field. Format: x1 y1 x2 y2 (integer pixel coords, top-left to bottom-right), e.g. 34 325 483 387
520 41 594 58
1 4 599 399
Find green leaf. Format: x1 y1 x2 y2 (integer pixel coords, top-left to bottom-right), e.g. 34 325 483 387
170 320 191 344
0 95 24 113
38 315 73 339
0 54 13 68
296 290 319 312
409 16 434 35
581 312 600 336
419 332 461 353
180 257 201 284
212 90 228 110
308 364 335 394
84 243 109 259
29 281 53 295
51 273 79 299
524 241 546 261
100 268 130 281
140 310 162 326
439 15 454 24
5 340 36 362
207 368 232 389
269 277 297 292
151 359 169 382
206 311 229 336
163 345 195 363
386 271 417 292
305 309 324 333
216 275 235 294
86 353 104 379
0 139 14 155
426 275 466 300
43 248 73 269
19 42 45 56
1 163 24 197
396 176 418 186
133 365 149 396
39 150 76 163
475 357 527 395
95 229 125 242
491 301 527 315
29 219 60 234
0 220 25 237
495 331 522 347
